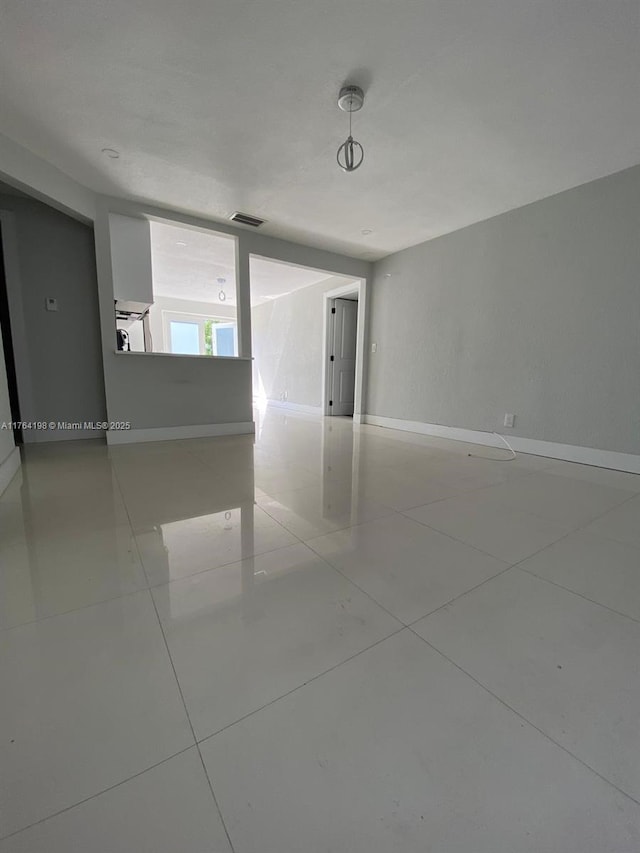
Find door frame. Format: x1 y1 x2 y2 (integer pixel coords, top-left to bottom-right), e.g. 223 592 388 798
0 211 35 436
322 278 368 421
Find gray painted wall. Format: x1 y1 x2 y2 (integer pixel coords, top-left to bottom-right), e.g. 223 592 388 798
369 165 640 455
252 277 348 409
0 194 107 442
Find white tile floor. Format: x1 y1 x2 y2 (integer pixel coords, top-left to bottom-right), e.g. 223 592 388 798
1 409 639 851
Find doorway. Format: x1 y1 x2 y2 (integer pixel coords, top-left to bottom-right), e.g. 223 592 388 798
323 279 367 420
327 297 358 417
0 224 22 444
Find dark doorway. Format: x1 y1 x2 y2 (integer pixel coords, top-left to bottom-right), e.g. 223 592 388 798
0 224 22 444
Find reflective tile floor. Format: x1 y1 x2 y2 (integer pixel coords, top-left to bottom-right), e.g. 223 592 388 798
1 408 640 851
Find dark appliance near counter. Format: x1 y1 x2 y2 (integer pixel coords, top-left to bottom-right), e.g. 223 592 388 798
116 328 130 351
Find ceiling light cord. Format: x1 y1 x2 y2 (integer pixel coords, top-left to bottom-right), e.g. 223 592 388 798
467 432 517 462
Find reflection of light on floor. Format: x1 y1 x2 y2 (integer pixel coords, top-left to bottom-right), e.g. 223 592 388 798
254 372 268 405
163 546 309 621
158 508 242 573
144 508 247 620
252 370 270 441
165 563 245 621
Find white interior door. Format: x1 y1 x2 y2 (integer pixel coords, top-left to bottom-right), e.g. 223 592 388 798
330 298 358 416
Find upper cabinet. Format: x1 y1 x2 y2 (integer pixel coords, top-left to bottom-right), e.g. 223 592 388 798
109 213 154 306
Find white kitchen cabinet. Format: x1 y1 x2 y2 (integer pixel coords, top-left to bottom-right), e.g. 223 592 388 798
109 213 154 305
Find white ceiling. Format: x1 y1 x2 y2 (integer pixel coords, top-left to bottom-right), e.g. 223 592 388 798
150 220 344 306
1 1 639 259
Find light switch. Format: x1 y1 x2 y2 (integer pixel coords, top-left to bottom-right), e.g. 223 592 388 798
371 342 377 353
45 297 58 312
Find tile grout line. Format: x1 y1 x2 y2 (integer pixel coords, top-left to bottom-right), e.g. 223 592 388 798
147 589 237 853
395 510 526 563
297 516 538 632
400 484 640 576
195 626 407 747
0 454 237 851
408 626 640 809
403 563 517 628
252 460 569 627
401 470 640 531
138 534 305 593
573 523 640 552
109 461 155 591
253 442 554 528
303 507 505 566
516 565 640 626
257 502 399 550
246 486 419 631
130 485 412 765
299 506 600 636
113 450 238 850
0 583 150 635
400 519 633 629
382 470 636 626
400 486 640 624
248 494 410 628
0 745 195 844
115 444 322 591
305 546 409 626
248 459 492 639
383 464 545 513
1 459 150 632
195 747 236 853
385 459 544 509
300 523 515 632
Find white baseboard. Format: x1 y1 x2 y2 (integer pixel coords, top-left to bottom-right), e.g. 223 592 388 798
106 421 255 445
0 446 21 496
261 399 323 416
363 415 640 475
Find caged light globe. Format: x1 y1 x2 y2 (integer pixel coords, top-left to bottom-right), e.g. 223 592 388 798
336 85 365 172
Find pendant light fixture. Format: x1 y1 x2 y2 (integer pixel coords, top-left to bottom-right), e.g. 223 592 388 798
217 277 227 302
336 85 365 173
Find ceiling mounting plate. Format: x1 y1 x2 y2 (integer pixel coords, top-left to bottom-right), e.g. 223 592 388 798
337 85 364 112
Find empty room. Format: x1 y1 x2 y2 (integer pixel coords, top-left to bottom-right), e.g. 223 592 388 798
0 2 639 851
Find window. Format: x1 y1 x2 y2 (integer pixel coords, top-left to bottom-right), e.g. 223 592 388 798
169 320 201 355
164 312 238 357
204 320 237 357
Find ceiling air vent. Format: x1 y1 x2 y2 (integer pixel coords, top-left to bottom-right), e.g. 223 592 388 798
230 212 265 228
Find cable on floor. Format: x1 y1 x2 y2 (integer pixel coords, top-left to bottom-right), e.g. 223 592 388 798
467 431 517 462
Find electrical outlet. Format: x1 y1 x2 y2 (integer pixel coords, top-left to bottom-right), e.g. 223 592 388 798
503 413 515 428
45 297 58 312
